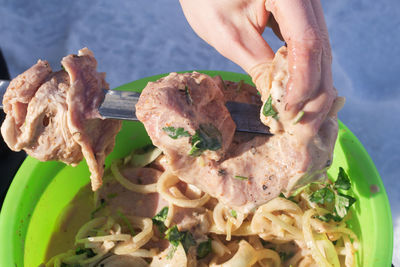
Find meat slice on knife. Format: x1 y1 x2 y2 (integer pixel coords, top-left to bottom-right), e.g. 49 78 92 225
136 46 340 212
1 48 121 190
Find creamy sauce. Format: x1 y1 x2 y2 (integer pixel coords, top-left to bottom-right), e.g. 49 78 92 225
45 185 94 261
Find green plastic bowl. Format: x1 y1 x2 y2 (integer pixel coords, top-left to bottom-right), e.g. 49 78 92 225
0 71 393 267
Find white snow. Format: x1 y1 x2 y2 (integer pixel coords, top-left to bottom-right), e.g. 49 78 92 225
0 0 398 264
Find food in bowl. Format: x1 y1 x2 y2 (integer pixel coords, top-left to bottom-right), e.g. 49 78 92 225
1 48 357 266
43 145 358 266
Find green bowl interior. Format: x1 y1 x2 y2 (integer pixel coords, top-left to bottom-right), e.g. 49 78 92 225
0 71 393 266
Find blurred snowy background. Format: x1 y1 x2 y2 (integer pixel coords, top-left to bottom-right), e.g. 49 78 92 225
0 0 398 264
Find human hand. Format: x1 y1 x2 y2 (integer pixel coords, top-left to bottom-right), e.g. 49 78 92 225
179 0 337 136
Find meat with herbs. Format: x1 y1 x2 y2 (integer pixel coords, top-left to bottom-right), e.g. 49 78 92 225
136 48 339 212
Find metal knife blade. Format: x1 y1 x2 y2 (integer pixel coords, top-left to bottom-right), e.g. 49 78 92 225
0 79 270 135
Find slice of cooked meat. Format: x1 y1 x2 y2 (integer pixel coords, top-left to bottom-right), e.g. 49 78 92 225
136 72 236 162
136 48 339 213
1 48 121 190
62 48 122 190
1 60 52 149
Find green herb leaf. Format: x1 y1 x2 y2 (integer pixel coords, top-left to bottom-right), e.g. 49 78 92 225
309 187 335 204
153 207 169 222
153 220 167 234
152 207 169 234
334 167 351 190
163 126 190 139
230 210 237 219
197 239 212 259
334 193 356 218
189 140 202 157
181 231 196 253
165 225 182 247
262 95 278 119
189 124 222 157
234 175 248 181
293 110 305 124
165 225 196 256
117 210 136 236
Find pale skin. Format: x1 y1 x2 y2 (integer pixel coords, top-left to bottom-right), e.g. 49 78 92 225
179 0 336 137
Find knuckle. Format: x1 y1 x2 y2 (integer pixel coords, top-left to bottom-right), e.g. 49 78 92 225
264 0 277 12
302 27 324 51
300 27 332 62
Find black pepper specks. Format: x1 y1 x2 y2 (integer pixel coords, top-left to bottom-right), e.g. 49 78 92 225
218 169 226 176
262 184 268 190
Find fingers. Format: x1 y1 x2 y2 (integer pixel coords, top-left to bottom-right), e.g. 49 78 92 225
265 0 329 118
300 86 337 137
209 0 275 73
309 0 331 53
179 0 275 73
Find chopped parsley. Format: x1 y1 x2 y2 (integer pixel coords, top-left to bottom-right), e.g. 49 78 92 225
153 206 169 222
189 124 222 157
165 225 196 258
152 207 169 234
309 187 335 204
293 110 305 124
230 210 237 218
334 167 351 190
335 193 356 218
310 168 356 222
165 225 182 247
234 175 248 181
162 126 190 139
181 230 196 253
262 95 278 119
197 239 212 259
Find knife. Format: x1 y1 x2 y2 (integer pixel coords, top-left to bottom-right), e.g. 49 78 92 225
0 79 270 135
